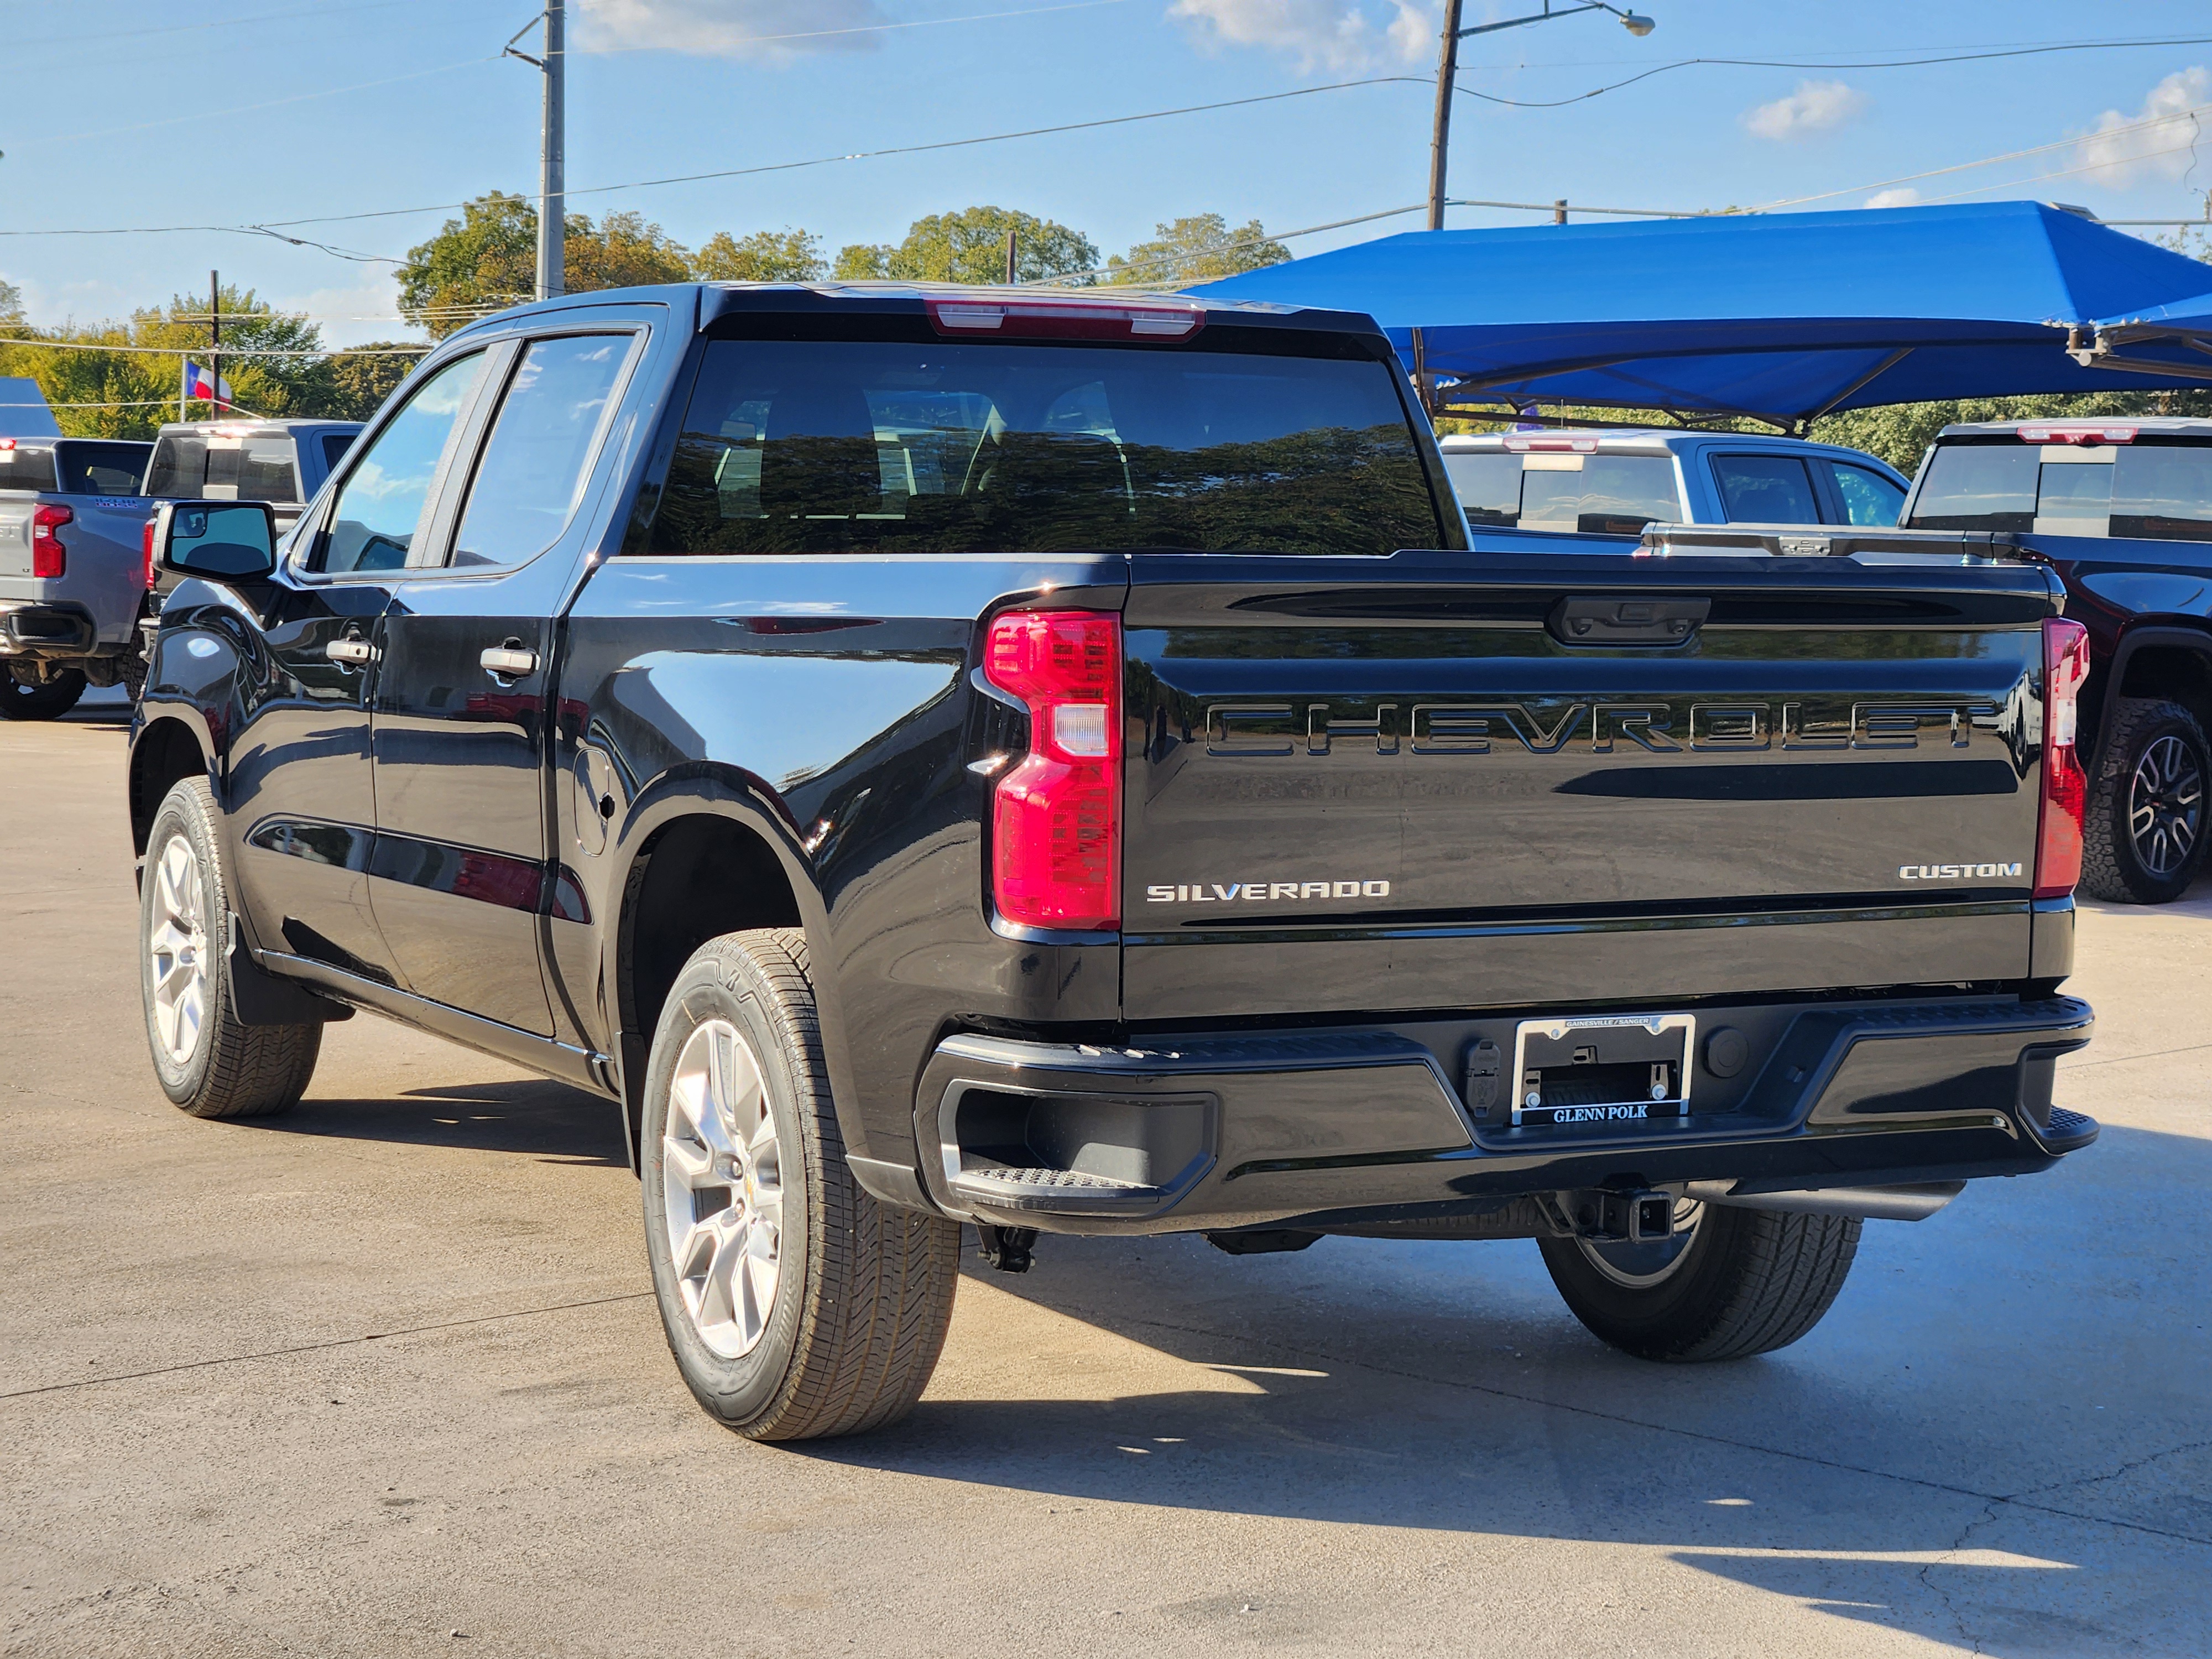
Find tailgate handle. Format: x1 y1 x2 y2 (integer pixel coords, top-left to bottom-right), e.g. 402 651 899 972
1550 596 1709 646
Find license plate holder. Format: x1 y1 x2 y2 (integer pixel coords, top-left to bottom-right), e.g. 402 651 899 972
1511 1013 1697 1129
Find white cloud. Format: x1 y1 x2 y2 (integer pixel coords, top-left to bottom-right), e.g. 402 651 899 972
2074 67 2211 186
576 0 889 62
1169 1 1434 74
1863 187 1922 210
1743 80 1868 142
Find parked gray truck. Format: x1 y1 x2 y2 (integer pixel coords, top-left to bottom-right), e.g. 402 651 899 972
0 435 155 718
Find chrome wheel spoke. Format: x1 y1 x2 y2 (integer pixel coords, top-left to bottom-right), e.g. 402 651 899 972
660 1016 785 1359
144 832 208 1067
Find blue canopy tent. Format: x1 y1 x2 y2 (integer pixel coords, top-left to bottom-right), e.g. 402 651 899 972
1189 203 2212 432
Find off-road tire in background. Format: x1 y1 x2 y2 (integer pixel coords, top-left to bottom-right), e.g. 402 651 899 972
1 669 86 721
2080 697 2208 905
140 778 322 1118
1539 1202 1861 1362
641 927 961 1441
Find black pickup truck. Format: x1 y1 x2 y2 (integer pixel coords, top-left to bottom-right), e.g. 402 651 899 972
1898 418 2212 904
128 283 2097 1441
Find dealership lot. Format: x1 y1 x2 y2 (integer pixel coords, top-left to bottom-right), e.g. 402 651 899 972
2 695 2206 1658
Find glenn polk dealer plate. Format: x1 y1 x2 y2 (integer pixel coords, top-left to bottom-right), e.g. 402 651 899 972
1511 1013 1697 1128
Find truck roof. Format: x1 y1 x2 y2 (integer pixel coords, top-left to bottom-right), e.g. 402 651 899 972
1937 415 2212 439
150 418 363 440
447 280 1385 346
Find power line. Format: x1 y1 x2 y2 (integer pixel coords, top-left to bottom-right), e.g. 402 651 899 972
28 56 492 151
0 338 430 358
1447 34 2212 109
8 0 444 54
1754 100 2212 213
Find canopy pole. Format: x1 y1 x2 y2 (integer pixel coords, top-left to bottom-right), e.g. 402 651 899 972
1411 327 1434 419
1799 346 1916 427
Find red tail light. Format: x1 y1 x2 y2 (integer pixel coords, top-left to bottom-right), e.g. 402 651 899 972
30 503 71 578
2035 617 2091 899
983 609 1122 930
142 517 158 590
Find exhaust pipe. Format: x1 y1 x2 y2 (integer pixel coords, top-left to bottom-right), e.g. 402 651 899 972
1686 1180 1964 1222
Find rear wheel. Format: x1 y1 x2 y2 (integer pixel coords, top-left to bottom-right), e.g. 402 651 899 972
140 778 323 1118
2081 697 2208 904
1538 1200 1860 1361
641 927 961 1440
1 669 86 721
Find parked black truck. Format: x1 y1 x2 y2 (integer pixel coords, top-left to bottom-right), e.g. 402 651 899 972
129 283 2098 1440
1900 417 2212 904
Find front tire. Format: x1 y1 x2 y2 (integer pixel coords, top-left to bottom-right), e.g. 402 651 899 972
1538 1201 1860 1362
140 778 322 1118
641 928 961 1441
1 669 86 721
2080 697 2208 904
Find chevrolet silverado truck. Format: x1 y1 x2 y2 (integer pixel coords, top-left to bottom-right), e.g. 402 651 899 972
128 283 2098 1441
0 434 156 717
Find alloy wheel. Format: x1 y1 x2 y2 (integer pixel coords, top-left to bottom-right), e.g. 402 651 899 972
2128 733 2203 878
662 1018 786 1359
147 832 209 1066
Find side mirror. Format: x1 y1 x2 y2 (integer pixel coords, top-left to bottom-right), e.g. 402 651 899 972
156 500 278 582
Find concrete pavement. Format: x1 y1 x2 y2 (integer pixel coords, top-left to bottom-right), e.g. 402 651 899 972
3 691 2206 1657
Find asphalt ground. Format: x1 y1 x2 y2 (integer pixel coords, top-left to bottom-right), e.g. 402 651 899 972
3 688 2208 1658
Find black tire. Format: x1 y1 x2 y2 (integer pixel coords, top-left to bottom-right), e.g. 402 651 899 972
0 669 86 721
1538 1202 1860 1362
2080 697 2209 905
641 927 961 1441
140 778 322 1118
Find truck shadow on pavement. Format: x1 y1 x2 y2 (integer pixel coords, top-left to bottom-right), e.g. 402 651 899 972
250 1078 628 1166
790 1119 2211 1656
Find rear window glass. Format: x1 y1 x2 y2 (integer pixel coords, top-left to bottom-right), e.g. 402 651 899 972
55 441 149 495
1907 441 2038 531
1516 454 1681 536
646 338 1442 556
2111 442 2212 542
0 445 59 492
1712 453 1820 523
145 431 300 502
322 432 356 474
1441 451 1521 525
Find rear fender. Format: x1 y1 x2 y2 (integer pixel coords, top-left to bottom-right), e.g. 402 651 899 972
2094 623 2212 767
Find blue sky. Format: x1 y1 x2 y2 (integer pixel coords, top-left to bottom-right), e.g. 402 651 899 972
3 0 2209 346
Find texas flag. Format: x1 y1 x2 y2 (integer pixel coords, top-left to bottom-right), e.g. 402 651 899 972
182 360 232 404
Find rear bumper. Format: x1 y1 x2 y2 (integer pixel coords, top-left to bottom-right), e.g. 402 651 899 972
0 601 100 657
884 993 2095 1234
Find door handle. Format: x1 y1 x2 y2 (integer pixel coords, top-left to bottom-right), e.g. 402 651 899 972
480 645 539 678
325 637 376 665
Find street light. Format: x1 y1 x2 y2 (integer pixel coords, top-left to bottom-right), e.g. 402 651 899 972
1427 1 1658 231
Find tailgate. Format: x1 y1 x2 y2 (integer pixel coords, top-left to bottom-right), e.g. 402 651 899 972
1120 550 2062 1020
0 498 33 581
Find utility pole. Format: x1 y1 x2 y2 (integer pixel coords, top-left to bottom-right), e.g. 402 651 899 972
507 4 565 301
1427 2 1654 233
208 271 220 417
1004 227 1018 285
1426 0 1465 232
539 1 565 301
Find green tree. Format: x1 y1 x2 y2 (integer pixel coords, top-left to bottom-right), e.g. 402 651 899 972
397 194 693 337
834 206 1099 286
0 284 336 438
318 345 421 422
1107 214 1289 289
1813 389 2212 476
693 228 826 283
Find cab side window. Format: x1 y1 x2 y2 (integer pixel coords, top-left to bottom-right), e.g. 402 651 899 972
311 352 484 575
446 335 632 569
1712 453 1819 524
1827 461 1906 527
